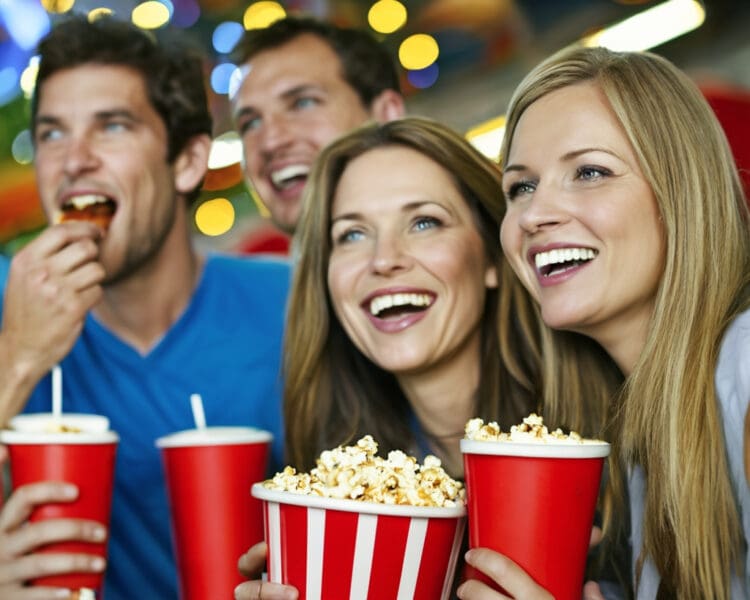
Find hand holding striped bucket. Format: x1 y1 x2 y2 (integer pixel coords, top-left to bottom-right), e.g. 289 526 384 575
251 436 466 600
252 486 465 599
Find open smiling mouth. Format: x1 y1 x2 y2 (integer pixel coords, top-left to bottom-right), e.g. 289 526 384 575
534 247 597 277
270 165 309 191
60 194 117 230
367 293 435 319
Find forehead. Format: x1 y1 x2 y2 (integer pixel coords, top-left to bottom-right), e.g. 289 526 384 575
332 146 465 212
36 63 154 117
234 33 349 101
509 82 629 158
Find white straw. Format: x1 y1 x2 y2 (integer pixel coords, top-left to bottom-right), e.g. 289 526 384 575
190 393 207 430
51 365 62 421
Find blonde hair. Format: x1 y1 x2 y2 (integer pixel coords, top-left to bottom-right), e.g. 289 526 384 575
501 45 750 598
284 117 546 471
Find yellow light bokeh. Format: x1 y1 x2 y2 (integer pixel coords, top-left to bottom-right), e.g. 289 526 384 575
132 1 170 30
368 0 408 34
195 198 236 237
20 58 39 99
88 7 114 21
243 1 286 30
398 33 439 70
41 0 75 14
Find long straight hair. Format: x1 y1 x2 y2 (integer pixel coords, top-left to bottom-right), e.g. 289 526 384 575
501 45 750 599
284 117 545 471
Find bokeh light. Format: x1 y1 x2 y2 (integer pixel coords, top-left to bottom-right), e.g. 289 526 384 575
11 130 34 165
407 63 439 89
131 1 171 29
368 0 407 34
213 21 244 54
398 33 439 70
171 0 200 28
40 0 75 14
19 57 39 98
210 62 238 95
243 1 286 30
208 131 243 170
88 7 114 20
195 198 235 236
3 2 50 50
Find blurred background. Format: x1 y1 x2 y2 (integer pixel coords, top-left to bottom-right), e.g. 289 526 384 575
1 0 748 256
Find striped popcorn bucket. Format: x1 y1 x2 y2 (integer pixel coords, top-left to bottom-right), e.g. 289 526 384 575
251 484 466 600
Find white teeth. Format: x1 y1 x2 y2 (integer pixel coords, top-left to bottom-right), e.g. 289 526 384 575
66 194 109 209
270 164 309 187
369 293 433 317
534 247 596 270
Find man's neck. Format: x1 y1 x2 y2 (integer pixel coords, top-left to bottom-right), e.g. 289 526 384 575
93 222 204 355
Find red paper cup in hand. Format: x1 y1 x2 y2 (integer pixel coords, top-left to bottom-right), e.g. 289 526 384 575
252 484 466 600
460 438 610 600
0 413 118 593
156 427 272 600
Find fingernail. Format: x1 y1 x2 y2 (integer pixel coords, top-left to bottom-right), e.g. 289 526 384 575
455 583 465 598
61 484 77 498
91 557 106 571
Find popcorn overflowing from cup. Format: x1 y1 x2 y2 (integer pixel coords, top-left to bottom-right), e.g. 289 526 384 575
263 435 464 507
465 413 601 444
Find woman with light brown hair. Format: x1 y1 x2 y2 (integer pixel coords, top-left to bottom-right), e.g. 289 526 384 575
474 45 750 600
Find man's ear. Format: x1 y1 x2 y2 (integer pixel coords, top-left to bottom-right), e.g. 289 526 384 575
174 134 212 195
370 89 406 123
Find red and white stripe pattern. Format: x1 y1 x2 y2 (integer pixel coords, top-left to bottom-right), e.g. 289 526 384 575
264 501 465 600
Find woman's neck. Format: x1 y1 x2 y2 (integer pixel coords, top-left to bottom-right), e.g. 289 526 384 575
397 343 480 477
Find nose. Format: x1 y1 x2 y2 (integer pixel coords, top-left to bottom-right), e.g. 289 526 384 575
515 182 567 234
63 135 100 178
258 112 293 156
370 232 412 276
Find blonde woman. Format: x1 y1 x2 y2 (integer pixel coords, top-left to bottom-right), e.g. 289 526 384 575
473 46 750 599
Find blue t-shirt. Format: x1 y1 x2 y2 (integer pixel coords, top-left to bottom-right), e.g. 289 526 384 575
1 253 290 599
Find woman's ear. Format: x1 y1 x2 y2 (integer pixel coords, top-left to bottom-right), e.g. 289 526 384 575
174 134 212 195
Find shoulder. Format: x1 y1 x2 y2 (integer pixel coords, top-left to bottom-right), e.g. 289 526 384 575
716 308 750 414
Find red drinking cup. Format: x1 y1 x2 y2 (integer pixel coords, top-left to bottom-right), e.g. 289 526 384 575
156 427 272 600
460 439 610 600
0 413 118 594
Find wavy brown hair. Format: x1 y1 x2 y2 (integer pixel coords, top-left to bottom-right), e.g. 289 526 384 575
284 117 545 471
500 45 750 599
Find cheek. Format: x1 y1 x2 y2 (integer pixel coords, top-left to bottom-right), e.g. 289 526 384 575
499 218 521 263
327 257 355 313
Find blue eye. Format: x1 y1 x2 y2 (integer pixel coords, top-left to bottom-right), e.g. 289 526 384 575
576 165 611 181
413 216 441 231
36 127 63 143
239 115 261 135
504 180 536 201
334 229 365 245
104 121 128 133
293 97 319 110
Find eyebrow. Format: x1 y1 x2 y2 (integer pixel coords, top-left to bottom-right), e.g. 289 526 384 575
503 146 619 174
35 109 139 128
330 200 451 224
234 83 325 120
